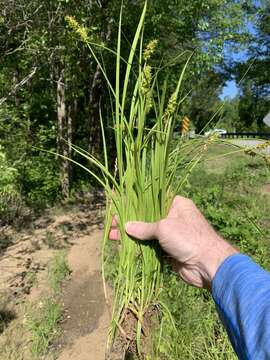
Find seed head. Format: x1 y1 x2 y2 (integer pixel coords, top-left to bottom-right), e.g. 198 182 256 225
255 140 270 150
143 39 158 61
141 65 152 96
140 65 153 113
245 140 270 157
166 92 178 116
66 16 89 43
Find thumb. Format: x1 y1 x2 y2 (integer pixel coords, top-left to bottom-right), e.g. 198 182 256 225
125 221 158 241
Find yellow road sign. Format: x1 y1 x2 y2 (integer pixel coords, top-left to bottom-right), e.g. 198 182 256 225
181 116 190 135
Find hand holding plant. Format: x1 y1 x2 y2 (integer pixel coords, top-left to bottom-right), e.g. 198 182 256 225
66 1 221 355
110 195 238 289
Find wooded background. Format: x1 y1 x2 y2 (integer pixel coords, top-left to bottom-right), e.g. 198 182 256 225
0 0 269 217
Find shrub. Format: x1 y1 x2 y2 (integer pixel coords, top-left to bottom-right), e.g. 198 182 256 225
0 145 24 225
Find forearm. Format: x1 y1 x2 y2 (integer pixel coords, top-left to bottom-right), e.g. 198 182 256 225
212 254 270 360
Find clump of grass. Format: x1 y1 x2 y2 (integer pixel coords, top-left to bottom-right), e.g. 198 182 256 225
26 269 38 287
27 298 61 357
48 251 70 292
156 268 237 360
43 230 57 248
26 253 69 358
65 2 213 356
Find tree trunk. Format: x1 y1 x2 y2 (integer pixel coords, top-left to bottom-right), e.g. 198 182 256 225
88 0 112 156
57 70 70 198
88 65 102 155
67 99 76 181
13 68 20 108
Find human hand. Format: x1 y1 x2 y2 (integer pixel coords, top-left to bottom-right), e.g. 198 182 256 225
109 196 238 289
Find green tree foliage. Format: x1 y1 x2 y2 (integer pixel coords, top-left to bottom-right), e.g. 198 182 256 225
0 0 252 210
0 144 22 225
218 97 240 131
182 70 222 132
234 0 270 130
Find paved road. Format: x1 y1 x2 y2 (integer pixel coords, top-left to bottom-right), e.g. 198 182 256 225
230 139 270 155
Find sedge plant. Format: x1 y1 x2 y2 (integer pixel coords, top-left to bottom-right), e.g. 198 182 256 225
65 2 215 356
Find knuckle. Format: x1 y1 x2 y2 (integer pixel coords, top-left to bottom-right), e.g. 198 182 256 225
157 219 167 234
175 195 193 206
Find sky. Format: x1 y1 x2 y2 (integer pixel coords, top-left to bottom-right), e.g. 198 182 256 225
219 50 249 100
220 20 257 101
220 80 238 100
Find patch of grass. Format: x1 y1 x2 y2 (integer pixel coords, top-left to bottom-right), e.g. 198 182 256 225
188 156 270 265
27 298 61 358
201 142 269 176
26 252 70 358
58 223 70 235
26 270 38 287
48 251 70 292
43 230 57 248
157 271 237 360
0 319 28 360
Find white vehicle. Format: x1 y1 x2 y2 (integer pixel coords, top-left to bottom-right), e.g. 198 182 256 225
204 128 227 137
263 111 270 127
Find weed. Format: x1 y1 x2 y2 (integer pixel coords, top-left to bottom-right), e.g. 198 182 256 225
43 230 57 248
66 4 210 354
27 298 61 357
26 270 38 287
155 268 237 359
0 319 27 360
48 251 70 292
26 253 69 357
58 223 70 235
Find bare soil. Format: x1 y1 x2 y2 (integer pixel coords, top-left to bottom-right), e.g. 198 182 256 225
262 183 270 195
0 192 112 360
56 231 111 360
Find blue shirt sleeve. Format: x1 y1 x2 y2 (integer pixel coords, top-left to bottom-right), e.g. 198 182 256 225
212 253 270 360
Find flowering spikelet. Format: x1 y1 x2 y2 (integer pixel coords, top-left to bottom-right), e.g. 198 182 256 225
65 16 89 43
145 95 153 113
141 65 152 96
255 140 270 150
143 39 158 61
166 92 178 116
245 140 270 157
141 65 153 112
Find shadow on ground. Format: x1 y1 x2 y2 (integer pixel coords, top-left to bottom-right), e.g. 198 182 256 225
0 309 16 334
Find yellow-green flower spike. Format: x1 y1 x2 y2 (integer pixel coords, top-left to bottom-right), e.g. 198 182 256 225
65 16 89 43
166 92 178 116
143 39 158 61
141 65 152 96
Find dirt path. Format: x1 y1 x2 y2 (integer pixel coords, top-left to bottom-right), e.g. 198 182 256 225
0 192 112 360
56 230 110 360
